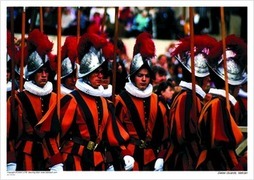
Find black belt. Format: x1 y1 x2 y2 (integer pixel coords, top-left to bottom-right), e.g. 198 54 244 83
130 137 153 149
70 137 99 151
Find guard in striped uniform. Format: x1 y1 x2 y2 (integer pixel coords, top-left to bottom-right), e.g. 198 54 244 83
59 33 134 171
115 32 169 171
196 34 247 170
53 36 79 95
7 29 63 171
164 35 218 170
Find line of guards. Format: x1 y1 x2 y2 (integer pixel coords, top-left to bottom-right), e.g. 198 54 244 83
6 28 247 171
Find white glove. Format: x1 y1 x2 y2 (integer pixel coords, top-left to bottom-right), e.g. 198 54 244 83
123 155 134 171
49 163 64 172
154 158 164 171
106 165 115 171
7 163 17 171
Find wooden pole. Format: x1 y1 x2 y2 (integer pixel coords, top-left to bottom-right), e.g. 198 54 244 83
19 7 26 91
77 7 81 39
10 7 15 110
57 7 62 118
29 8 36 32
220 7 230 111
39 7 44 33
101 7 108 33
183 7 186 21
189 7 197 122
76 7 81 64
111 7 119 104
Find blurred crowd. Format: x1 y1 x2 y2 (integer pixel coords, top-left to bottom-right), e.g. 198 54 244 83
7 7 247 42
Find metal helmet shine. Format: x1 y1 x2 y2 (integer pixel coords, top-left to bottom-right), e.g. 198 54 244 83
176 52 209 78
210 49 247 86
7 54 12 71
172 35 220 78
14 65 27 80
54 57 76 80
7 54 11 62
26 51 49 78
78 46 105 78
129 53 152 77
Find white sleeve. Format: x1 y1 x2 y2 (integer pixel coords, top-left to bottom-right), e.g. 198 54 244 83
123 155 135 171
49 163 64 172
154 158 164 171
7 163 17 171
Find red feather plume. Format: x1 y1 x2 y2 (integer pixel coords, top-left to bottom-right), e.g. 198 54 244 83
77 32 107 61
207 41 222 64
61 36 78 63
102 42 115 61
170 39 189 57
133 32 155 59
87 22 100 34
225 34 247 66
194 35 218 54
109 38 126 55
171 35 218 57
48 53 57 71
208 34 247 68
86 22 108 38
27 29 53 57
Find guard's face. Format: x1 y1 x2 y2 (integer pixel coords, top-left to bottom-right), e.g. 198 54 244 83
34 67 49 87
63 75 76 90
88 67 104 88
63 71 77 90
134 68 150 91
202 75 211 92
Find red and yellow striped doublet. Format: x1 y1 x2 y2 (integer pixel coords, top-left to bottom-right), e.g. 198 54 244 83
165 89 203 170
115 91 169 170
60 90 130 170
7 91 62 171
196 95 244 170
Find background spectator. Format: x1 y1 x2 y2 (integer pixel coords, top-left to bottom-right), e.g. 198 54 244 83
155 7 177 39
155 80 175 108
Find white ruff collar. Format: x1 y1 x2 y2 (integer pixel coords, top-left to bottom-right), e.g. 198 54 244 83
208 88 237 105
99 84 112 98
61 84 73 95
238 89 247 98
179 81 206 98
75 79 103 97
125 81 153 98
24 81 53 96
7 81 12 92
